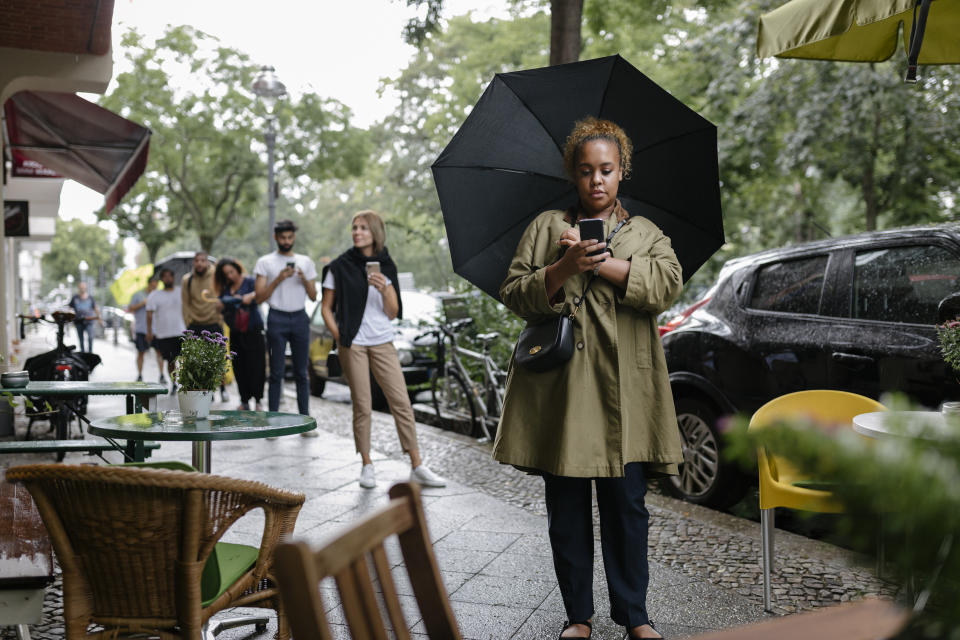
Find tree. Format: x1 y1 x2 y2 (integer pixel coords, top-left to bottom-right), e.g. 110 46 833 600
99 25 369 255
404 0 582 63
41 220 116 292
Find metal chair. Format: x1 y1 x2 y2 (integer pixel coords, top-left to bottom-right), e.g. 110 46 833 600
5 464 305 639
748 390 886 611
274 482 462 640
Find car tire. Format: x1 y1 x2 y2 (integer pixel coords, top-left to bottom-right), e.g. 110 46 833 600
662 396 748 509
310 371 325 397
431 370 478 436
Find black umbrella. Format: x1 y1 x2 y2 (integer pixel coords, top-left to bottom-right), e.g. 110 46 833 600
431 54 723 300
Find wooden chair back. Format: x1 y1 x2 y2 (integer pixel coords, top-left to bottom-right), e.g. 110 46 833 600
275 482 461 640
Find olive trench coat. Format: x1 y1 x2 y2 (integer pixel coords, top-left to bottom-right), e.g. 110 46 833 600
491 209 684 478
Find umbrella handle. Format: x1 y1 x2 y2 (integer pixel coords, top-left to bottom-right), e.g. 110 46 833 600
905 0 932 83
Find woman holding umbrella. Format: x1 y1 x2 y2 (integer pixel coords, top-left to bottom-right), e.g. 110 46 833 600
493 117 684 640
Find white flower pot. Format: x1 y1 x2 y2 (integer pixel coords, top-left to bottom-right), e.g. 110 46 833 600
179 389 214 419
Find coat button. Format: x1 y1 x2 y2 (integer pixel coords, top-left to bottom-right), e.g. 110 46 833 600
573 296 581 305
576 341 584 350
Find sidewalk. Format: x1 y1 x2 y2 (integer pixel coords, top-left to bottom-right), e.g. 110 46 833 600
1 326 893 639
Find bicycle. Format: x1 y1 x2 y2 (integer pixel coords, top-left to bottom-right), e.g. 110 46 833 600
17 311 102 447
416 318 508 442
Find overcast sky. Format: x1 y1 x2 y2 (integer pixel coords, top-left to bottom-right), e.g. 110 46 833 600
62 0 508 251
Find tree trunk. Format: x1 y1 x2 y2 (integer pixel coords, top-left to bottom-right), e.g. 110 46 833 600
550 0 583 66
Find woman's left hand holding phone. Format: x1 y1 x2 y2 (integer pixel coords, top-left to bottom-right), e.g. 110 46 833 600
368 271 388 293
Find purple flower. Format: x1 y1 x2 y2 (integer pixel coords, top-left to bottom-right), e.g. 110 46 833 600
201 329 211 337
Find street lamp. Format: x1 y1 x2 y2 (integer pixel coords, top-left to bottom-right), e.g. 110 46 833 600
252 65 287 250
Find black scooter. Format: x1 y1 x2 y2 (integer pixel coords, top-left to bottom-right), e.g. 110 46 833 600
19 310 102 444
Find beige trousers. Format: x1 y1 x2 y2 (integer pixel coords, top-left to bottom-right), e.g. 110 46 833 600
338 341 419 456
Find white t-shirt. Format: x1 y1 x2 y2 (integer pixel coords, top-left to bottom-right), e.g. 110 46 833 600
145 287 186 339
253 252 318 312
322 271 395 346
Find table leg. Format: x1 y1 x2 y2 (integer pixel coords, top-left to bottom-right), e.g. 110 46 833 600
126 440 146 463
192 442 212 473
126 395 134 414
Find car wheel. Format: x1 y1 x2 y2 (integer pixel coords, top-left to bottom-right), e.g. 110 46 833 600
310 371 325 397
663 397 747 509
431 370 478 436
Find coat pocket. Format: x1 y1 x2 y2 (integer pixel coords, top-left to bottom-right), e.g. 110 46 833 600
635 319 652 369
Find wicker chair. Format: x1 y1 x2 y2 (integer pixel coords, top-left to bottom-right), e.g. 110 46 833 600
274 482 462 640
4 464 305 640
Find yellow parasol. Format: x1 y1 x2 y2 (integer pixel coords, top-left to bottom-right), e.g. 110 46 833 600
110 264 154 307
757 0 960 82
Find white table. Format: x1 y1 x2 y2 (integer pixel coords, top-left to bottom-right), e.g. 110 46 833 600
853 410 955 440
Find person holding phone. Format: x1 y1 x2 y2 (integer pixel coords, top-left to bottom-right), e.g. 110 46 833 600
320 210 446 490
253 219 318 421
492 118 684 640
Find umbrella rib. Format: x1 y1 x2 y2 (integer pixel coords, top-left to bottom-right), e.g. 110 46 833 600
495 74 566 158
435 165 568 182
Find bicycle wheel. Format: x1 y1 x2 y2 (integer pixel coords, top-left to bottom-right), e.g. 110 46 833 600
431 369 478 436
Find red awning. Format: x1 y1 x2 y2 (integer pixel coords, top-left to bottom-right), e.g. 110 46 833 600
3 91 150 213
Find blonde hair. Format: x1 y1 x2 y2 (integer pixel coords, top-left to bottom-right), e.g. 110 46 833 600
352 210 386 253
562 116 633 182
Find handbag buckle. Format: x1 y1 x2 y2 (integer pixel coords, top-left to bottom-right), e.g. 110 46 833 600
528 345 542 355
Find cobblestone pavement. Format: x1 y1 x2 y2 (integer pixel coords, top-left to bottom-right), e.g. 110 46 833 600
317 383 899 616
2 328 899 639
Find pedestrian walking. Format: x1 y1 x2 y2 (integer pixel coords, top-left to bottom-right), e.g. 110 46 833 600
146 267 187 386
320 210 446 489
182 251 229 402
67 281 102 353
214 258 265 411
253 220 317 420
492 118 683 640
127 277 165 383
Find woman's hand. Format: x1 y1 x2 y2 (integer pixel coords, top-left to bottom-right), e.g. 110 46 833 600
558 227 580 248
242 292 256 305
544 238 609 300
368 271 389 293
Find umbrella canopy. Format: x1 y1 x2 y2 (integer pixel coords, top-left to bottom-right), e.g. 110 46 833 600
757 0 960 81
110 264 154 307
432 55 723 300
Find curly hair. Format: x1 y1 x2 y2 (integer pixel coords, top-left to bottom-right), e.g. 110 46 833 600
213 257 245 296
562 117 633 182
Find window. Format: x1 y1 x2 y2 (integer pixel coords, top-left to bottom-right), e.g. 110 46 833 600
749 256 828 314
854 245 960 324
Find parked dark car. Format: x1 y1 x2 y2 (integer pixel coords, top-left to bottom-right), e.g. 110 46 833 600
307 290 440 410
661 224 960 508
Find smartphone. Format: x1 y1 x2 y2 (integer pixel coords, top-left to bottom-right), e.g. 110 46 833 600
366 261 381 274
286 261 296 269
578 218 606 258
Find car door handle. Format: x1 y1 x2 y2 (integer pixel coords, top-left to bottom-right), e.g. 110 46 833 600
831 352 875 369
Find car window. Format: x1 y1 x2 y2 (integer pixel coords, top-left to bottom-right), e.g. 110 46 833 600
748 256 828 314
854 245 960 324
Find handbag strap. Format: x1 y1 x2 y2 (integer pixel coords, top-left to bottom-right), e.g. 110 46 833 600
569 219 627 320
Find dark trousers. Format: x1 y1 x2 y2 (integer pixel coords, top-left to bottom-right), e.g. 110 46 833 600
543 462 651 628
266 309 310 415
231 329 266 404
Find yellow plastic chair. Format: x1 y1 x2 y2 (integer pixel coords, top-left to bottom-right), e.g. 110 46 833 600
749 390 886 611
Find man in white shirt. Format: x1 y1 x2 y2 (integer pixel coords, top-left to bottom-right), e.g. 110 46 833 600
146 268 187 387
254 219 318 417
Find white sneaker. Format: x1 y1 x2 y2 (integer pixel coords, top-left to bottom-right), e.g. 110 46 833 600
410 465 446 488
359 464 376 489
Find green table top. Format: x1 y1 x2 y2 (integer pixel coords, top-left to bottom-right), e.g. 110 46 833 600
0 381 168 396
88 410 316 441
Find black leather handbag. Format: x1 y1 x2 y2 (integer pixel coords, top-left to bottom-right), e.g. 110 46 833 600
515 314 576 373
514 219 626 373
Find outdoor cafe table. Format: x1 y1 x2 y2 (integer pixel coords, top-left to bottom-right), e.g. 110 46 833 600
0 380 168 441
853 410 954 440
87 410 316 472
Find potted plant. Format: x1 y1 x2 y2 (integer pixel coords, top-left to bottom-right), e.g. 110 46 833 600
174 329 232 418
938 319 960 379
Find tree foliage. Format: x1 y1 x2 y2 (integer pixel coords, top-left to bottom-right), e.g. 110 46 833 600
41 219 116 292
98 25 369 256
